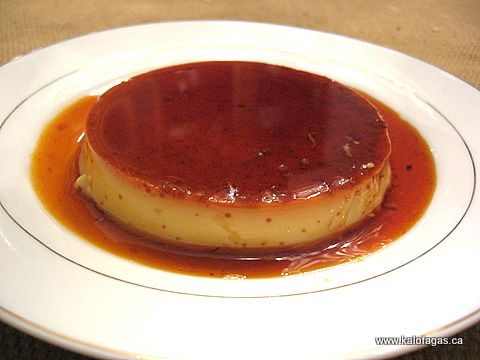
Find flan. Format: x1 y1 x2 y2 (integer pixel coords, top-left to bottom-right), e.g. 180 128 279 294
76 61 392 249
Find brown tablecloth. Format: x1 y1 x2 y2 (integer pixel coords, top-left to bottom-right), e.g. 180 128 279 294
1 1 479 359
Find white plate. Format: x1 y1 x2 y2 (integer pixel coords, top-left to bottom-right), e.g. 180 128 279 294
0 21 479 359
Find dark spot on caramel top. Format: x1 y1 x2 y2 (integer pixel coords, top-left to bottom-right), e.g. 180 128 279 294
86 61 390 205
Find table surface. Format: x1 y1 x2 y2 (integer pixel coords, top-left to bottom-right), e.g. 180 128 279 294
1 1 479 359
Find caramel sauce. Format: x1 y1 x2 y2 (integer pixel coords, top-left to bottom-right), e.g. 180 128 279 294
87 62 391 204
31 69 435 278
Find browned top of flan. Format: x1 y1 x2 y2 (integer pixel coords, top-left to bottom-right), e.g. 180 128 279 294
85 61 391 205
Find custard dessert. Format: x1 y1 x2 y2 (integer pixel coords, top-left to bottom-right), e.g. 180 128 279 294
76 61 391 249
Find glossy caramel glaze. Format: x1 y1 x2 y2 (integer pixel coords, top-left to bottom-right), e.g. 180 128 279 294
86 62 391 205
